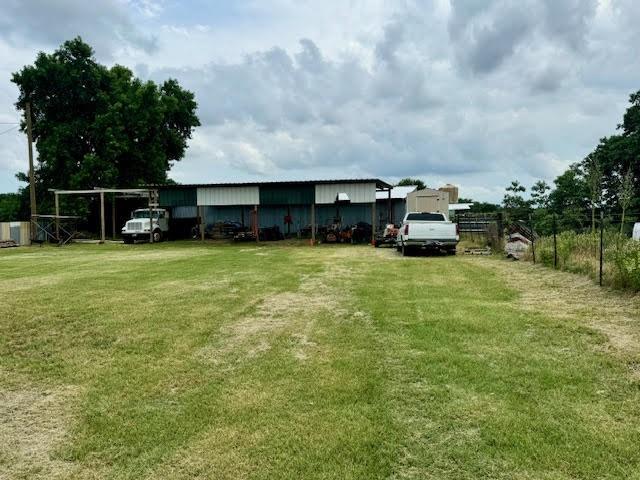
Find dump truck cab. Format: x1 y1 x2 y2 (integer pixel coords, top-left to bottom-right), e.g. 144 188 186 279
121 208 170 244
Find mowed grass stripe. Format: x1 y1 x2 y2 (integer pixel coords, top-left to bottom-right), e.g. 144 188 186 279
0 243 397 479
0 242 639 479
357 253 640 479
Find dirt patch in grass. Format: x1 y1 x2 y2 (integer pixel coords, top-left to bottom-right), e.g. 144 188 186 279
0 385 79 480
0 275 65 293
197 249 354 366
471 257 640 358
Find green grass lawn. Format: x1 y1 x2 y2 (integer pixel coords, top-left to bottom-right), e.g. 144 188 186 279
1 242 639 479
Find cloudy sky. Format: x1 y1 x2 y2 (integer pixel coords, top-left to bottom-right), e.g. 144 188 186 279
0 0 638 201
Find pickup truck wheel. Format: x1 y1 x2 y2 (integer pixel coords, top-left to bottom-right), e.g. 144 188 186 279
152 230 162 243
402 244 409 256
123 237 133 244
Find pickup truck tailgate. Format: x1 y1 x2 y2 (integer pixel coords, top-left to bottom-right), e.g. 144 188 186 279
405 221 456 240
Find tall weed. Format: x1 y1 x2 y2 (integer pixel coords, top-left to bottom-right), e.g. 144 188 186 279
524 231 640 291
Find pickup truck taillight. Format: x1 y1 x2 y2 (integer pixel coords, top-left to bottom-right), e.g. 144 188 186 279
404 224 409 235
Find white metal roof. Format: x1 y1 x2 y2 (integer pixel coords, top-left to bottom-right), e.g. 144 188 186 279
375 185 418 200
448 203 474 211
316 182 376 204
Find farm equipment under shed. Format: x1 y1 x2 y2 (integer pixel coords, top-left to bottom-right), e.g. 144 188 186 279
318 221 373 244
374 224 398 248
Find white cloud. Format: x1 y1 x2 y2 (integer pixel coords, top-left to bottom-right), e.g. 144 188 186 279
0 0 638 202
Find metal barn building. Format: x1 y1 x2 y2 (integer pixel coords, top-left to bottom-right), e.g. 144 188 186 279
375 185 418 226
156 179 393 241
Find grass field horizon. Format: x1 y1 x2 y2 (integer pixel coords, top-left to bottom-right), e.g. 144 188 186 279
1 242 639 479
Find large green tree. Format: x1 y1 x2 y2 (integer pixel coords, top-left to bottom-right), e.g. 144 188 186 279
12 37 200 209
0 194 21 222
580 92 640 218
502 180 533 224
548 164 590 231
396 178 426 190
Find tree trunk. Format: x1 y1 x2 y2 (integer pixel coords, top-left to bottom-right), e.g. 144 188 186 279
621 207 626 234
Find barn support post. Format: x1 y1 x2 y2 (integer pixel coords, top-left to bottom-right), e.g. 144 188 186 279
388 188 392 224
99 191 106 244
54 193 60 241
310 203 316 245
254 205 260 242
200 205 205 242
371 202 376 244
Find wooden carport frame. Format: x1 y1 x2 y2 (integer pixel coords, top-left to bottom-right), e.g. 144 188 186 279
50 188 158 244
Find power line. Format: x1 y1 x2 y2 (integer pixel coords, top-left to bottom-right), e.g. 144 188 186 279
0 125 19 135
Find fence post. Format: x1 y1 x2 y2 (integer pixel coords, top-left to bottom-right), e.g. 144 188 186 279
599 209 604 286
553 213 558 269
529 214 536 264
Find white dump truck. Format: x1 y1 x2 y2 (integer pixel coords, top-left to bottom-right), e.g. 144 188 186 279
121 208 170 244
396 212 459 256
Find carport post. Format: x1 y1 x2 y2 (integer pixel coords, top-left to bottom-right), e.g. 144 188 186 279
100 190 106 244
371 202 376 244
112 194 116 240
388 188 392 224
54 193 60 241
148 190 153 244
311 203 316 245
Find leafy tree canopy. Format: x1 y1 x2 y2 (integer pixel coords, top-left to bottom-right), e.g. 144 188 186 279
502 180 533 224
0 193 21 222
458 197 501 213
396 178 426 190
12 37 200 207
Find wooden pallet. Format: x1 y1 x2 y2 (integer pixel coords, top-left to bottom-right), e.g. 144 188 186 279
463 247 492 255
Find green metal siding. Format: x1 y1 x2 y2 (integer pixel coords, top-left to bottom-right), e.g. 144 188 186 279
159 187 197 207
259 185 315 205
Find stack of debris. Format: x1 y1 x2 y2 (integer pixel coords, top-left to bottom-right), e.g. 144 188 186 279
505 223 536 260
208 222 227 240
0 239 18 248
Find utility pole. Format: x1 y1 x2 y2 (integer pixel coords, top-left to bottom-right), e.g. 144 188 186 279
26 102 37 240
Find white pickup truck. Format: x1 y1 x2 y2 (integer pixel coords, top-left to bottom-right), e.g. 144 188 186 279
121 208 170 244
396 212 459 256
